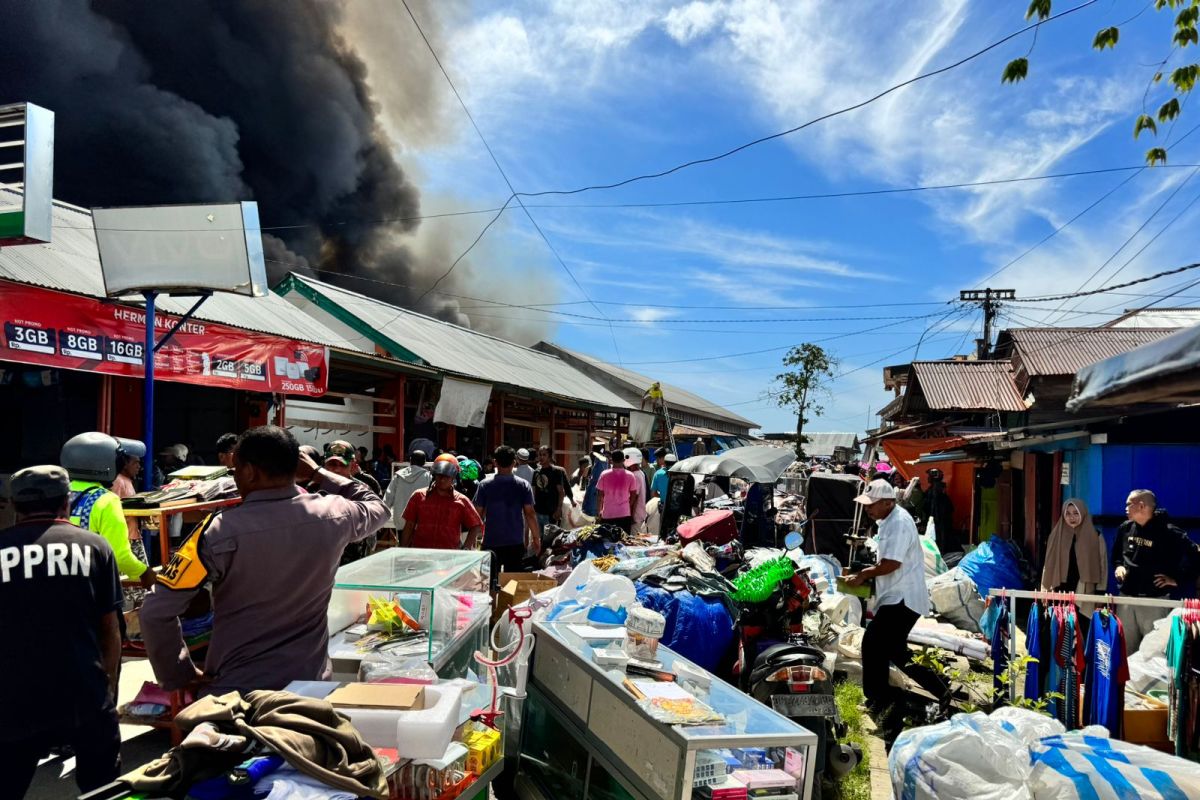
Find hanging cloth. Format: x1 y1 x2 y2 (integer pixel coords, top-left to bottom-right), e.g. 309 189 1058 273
1083 608 1129 736
991 599 1011 695
1025 602 1044 702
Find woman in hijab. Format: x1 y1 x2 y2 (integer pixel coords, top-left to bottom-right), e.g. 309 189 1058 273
1040 498 1107 595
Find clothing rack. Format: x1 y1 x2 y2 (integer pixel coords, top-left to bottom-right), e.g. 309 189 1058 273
986 588 1181 701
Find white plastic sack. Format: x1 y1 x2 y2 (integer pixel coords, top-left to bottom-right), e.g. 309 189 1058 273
544 560 637 624
789 553 844 596
921 530 948 578
1029 729 1200 799
835 625 864 682
890 708 1062 800
928 568 986 634
645 496 661 537
821 592 863 627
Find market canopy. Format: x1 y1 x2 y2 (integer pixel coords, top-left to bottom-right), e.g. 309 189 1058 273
1066 322 1200 410
669 445 796 483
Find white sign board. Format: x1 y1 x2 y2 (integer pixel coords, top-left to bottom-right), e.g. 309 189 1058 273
1060 462 1071 486
94 201 268 298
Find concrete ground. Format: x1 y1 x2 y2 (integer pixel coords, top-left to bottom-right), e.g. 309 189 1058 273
26 658 173 799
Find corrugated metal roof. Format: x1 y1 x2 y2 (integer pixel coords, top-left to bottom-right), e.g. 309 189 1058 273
909 360 1026 412
801 432 861 458
1002 328 1177 378
536 342 760 428
0 192 366 352
1106 308 1200 329
283 275 633 410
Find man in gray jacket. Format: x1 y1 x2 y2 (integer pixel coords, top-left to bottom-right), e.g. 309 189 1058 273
382 449 431 533
140 425 388 694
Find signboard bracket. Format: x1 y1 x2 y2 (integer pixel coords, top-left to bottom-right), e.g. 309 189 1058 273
153 292 211 353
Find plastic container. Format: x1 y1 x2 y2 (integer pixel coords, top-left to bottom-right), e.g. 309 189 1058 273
694 750 728 787
394 684 464 759
625 607 667 662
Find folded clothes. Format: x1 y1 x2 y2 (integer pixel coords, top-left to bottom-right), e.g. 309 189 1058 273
256 767 357 800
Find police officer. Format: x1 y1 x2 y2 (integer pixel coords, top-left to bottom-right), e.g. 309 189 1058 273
140 425 389 694
0 466 123 797
61 432 156 592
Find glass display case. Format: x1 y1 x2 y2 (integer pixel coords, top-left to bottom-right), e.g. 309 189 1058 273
326 548 491 675
515 621 817 800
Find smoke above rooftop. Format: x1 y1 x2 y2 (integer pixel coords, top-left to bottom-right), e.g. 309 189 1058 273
0 0 551 341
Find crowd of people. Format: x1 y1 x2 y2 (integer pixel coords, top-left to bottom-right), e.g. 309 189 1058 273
8 423 1199 795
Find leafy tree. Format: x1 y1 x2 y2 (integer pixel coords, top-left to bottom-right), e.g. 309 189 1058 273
1004 0 1200 165
774 344 836 459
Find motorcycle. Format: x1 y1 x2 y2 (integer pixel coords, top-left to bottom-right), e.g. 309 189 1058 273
731 531 860 798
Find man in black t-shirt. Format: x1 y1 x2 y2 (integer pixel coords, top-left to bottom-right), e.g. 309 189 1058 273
533 446 574 534
0 465 123 797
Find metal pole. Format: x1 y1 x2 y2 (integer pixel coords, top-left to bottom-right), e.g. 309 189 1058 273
142 290 157 491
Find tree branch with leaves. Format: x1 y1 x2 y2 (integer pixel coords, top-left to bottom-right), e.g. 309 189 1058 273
774 344 836 459
1004 0 1200 165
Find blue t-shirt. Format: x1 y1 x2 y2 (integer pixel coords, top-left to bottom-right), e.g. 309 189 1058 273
1084 610 1127 736
1025 603 1043 701
473 474 534 548
650 467 669 502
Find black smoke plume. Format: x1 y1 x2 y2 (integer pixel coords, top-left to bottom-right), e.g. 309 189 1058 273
0 0 495 328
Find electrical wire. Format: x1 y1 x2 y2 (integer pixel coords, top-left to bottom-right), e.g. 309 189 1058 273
397 0 625 364
1015 261 1200 302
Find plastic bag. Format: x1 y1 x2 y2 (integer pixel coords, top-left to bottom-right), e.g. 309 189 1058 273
958 538 1025 598
357 654 437 684
789 553 844 596
635 584 735 673
890 708 1056 800
545 560 636 625
928 568 986 634
921 530 948 578
1029 730 1200 799
821 592 862 627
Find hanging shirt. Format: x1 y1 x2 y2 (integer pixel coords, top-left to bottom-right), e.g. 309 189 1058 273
1083 610 1129 736
1046 607 1063 720
1025 603 1044 701
991 600 1010 693
1168 614 1189 755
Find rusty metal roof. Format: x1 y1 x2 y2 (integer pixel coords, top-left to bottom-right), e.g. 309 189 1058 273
1000 327 1178 378
907 360 1026 412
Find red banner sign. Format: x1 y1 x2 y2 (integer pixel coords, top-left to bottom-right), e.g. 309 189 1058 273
0 280 328 396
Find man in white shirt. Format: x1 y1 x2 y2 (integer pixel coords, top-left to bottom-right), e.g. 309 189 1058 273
843 479 930 718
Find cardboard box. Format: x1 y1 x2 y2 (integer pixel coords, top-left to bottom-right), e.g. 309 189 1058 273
327 683 425 710
493 572 555 623
1123 705 1169 745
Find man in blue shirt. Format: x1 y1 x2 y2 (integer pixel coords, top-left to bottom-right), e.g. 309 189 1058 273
650 449 673 502
473 446 539 588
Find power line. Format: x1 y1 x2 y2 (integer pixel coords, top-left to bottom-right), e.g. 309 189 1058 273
426 0 1102 289
513 0 1101 202
971 119 1200 289
397 0 624 364
1016 261 1200 302
1044 166 1200 322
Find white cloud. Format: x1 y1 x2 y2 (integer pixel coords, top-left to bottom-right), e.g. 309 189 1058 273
663 1 724 43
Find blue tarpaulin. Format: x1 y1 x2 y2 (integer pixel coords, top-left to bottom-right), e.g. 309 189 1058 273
634 584 735 673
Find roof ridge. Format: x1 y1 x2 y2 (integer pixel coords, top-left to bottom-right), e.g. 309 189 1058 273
291 273 565 360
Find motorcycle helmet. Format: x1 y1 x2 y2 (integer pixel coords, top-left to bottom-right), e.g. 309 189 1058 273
459 459 481 482
429 453 461 478
61 432 146 484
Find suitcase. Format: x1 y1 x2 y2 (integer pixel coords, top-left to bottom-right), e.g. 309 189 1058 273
676 509 738 545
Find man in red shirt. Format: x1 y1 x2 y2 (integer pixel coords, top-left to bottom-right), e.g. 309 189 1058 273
400 453 483 550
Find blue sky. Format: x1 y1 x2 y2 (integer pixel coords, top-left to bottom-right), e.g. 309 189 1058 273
344 0 1200 433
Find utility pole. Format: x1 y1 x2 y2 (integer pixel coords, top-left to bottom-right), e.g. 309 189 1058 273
959 288 1015 359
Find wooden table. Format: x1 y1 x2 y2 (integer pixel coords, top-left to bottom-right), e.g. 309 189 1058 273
123 496 242 565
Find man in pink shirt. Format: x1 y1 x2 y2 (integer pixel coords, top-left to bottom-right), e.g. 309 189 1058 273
596 449 639 534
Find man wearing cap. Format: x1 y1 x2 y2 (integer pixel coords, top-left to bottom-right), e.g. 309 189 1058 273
141 426 388 695
843 478 930 724
0 466 124 796
514 448 535 485
324 441 381 563
650 449 672 501
596 450 640 534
